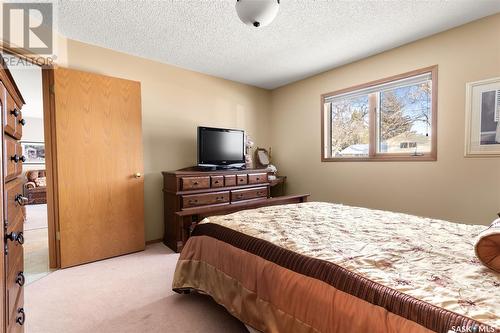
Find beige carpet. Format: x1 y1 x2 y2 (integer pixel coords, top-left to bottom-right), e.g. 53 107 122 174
24 204 48 231
24 228 53 284
24 204 53 284
26 243 249 333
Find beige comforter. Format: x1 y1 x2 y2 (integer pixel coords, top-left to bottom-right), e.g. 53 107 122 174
201 202 500 328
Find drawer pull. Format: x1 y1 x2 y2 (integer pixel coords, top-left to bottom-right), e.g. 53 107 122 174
188 199 198 204
237 194 244 198
214 180 219 184
10 108 19 117
256 177 260 181
10 155 27 163
216 196 225 202
16 271 25 286
16 308 25 326
5 231 24 245
15 194 29 206
257 191 264 196
193 181 199 185
19 118 26 126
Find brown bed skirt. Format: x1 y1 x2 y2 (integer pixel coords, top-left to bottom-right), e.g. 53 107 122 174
172 223 495 333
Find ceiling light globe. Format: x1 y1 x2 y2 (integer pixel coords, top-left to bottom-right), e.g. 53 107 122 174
235 0 280 28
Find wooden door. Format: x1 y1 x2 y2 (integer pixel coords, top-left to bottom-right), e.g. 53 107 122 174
52 68 144 268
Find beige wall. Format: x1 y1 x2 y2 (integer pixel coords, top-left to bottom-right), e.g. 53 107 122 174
270 14 500 225
56 39 271 241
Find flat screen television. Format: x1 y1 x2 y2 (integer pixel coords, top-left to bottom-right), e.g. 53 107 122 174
197 127 245 169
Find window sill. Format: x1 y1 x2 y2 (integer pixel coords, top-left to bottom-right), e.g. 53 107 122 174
321 154 437 162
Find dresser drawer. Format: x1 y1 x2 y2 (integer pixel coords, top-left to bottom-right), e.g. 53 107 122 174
211 176 224 188
6 244 24 329
248 173 267 184
4 93 20 139
14 109 24 140
224 175 236 186
7 287 24 332
236 174 248 185
182 191 230 209
181 176 210 190
231 187 268 202
5 221 23 278
5 178 27 234
4 136 22 181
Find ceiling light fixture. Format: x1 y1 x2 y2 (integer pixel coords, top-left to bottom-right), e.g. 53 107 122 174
235 0 280 28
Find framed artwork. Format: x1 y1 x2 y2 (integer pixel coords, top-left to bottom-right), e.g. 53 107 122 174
465 77 500 157
21 141 45 164
255 147 270 168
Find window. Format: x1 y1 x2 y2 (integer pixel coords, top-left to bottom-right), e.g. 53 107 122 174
321 66 437 161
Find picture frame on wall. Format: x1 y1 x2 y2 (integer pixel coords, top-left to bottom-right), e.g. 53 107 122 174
465 77 500 157
21 141 45 164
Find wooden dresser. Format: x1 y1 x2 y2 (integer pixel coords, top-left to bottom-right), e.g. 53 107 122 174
0 60 27 333
162 168 309 252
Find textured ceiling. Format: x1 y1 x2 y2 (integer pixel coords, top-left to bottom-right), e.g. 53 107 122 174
56 0 500 89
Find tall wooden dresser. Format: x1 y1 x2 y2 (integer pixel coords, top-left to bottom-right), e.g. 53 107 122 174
0 59 27 333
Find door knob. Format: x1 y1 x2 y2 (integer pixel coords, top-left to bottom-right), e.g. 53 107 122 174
11 154 19 163
10 109 19 117
134 173 142 178
19 118 26 126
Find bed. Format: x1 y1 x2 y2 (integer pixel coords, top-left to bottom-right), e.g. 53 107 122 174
172 202 499 333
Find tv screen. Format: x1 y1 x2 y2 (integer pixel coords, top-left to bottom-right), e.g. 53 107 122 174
198 127 245 168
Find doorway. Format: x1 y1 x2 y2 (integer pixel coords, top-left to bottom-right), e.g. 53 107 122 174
3 54 54 284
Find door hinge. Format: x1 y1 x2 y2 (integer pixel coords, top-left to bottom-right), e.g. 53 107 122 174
49 84 55 94
56 231 60 240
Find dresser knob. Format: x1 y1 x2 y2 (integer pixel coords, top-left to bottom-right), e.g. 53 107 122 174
19 118 26 126
17 232 24 245
6 231 23 245
15 194 29 206
10 109 19 117
16 308 25 326
20 155 26 163
5 231 17 242
11 154 19 163
16 272 25 286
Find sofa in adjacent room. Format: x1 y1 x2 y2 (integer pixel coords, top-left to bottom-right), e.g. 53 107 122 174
24 169 47 205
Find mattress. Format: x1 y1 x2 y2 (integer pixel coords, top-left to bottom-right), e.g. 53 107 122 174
172 202 499 333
